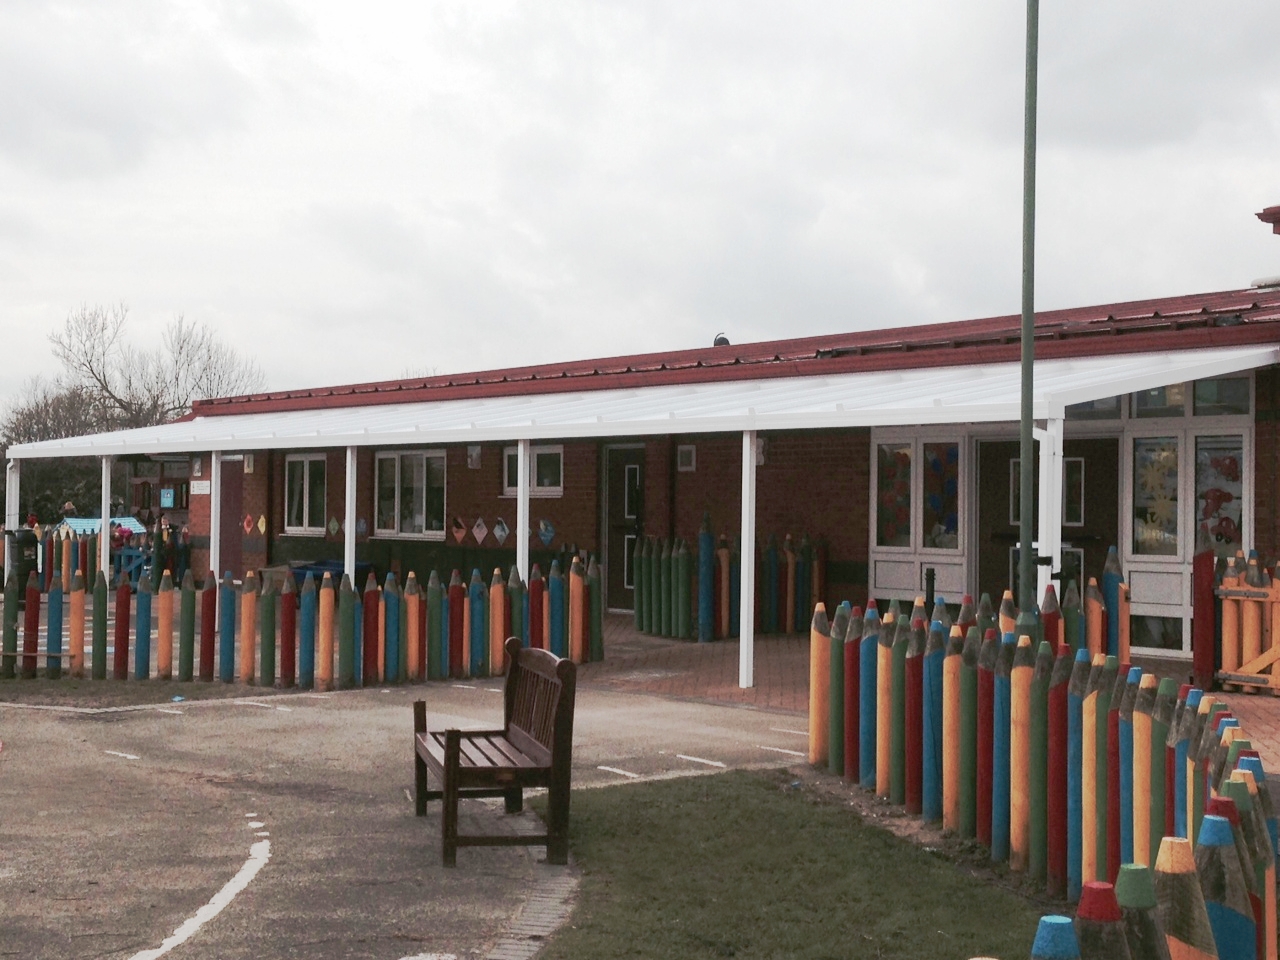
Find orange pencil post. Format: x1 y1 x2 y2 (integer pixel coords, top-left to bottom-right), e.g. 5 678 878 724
567 558 584 664
317 572 335 691
783 535 797 634
156 570 175 681
876 613 894 796
68 570 86 679
490 567 507 672
405 572 422 681
808 603 830 765
1242 552 1267 674
1116 583 1131 665
1220 567 1241 674
998 589 1017 636
942 624 963 832
239 571 258 684
1009 635 1034 872
716 537 731 639
377 586 387 683
1085 578 1105 659
1132 672 1157 867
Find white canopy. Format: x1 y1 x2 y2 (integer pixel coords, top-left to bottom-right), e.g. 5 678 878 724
8 344 1276 459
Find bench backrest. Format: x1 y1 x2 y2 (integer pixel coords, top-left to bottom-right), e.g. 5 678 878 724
503 636 576 767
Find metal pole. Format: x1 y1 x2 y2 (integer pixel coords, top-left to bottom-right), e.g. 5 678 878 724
1018 0 1040 615
516 439 530 583
343 446 357 584
5 459 20 582
99 456 111 577
209 452 222 579
739 430 757 689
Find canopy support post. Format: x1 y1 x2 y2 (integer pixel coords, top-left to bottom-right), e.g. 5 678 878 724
344 446 357 585
516 439 530 583
739 430 757 689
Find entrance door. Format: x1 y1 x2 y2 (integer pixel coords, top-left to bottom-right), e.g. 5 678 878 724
219 457 243 580
605 447 644 610
975 438 1119 603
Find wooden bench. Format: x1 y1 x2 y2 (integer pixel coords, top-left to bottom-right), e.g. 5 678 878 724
414 636 577 866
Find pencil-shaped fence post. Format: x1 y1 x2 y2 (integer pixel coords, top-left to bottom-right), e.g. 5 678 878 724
547 561 565 661
1029 639 1052 883
844 605 864 782
405 572 422 681
860 608 880 790
238 572 257 685
568 558 585 663
1031 915 1081 960
1 570 16 680
1175 688 1203 839
69 570 86 680
717 536 731 639
942 624 964 831
1085 578 1105 659
1102 547 1123 658
177 571 195 682
466 569 486 676
1150 677 1177 863
1100 657 1120 883
155 570 174 680
875 613 894 797
632 536 644 632
133 573 152 681
976 593 995 643
808 603 830 765
958 626 981 838
280 572 296 688
92 571 108 680
658 539 671 639
505 566 524 655
1113 863 1169 960
991 633 1016 864
425 570 443 679
997 590 1016 637
1081 654 1106 883
362 573 380 684
827 603 849 775
112 573 130 681
384 573 401 682
297 572 317 689
699 520 715 642
890 617 910 806
317 572 334 691
1154 836 1217 960
44 572 63 680
956 594 976 639
446 569 465 675
1046 643 1071 897
1223 776 1271 960
1119 667 1142 867
976 628 999 848
259 577 277 688
337 573 356 689
921 620 945 822
398 580 409 683
1007 635 1033 870
1067 648 1091 901
1192 698 1223 844
1233 766 1277 960
18 569 39 679
1075 882 1131 960
1062 580 1083 655
1195 813 1256 960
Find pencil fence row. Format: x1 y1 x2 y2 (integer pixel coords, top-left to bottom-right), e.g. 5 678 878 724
0 556 604 687
631 520 827 641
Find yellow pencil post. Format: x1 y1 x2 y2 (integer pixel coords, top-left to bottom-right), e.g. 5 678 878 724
568 558 585 664
808 603 830 765
1220 570 1241 673
1009 635 1033 872
876 613 894 797
1132 672 1156 867
405 572 421 681
239 572 258 684
157 570 174 681
69 570 85 679
942 624 963 832
1085 578 1104 659
1081 653 1106 883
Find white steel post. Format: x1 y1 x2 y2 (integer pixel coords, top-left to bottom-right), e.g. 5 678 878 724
5 459 19 582
209 452 222 578
1035 418 1064 604
739 430 758 689
99 456 111 577
516 438 531 583
344 446 357 584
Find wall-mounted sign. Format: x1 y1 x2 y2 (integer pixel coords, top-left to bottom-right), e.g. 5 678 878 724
190 480 211 496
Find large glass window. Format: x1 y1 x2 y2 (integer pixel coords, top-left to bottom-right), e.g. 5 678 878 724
285 454 326 533
876 442 912 548
375 450 445 537
922 442 959 549
1065 396 1122 420
1132 437 1179 555
503 445 564 497
1133 384 1185 419
1195 435 1244 558
1194 377 1251 417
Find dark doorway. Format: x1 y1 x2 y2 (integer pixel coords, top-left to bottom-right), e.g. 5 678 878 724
605 447 644 610
976 437 1119 603
219 457 243 580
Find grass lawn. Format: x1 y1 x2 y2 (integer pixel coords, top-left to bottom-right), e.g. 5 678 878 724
536 770 1041 960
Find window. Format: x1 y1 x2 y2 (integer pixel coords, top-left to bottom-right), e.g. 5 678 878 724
1065 396 1121 420
1194 377 1250 416
503 445 564 497
875 442 912 548
921 442 959 549
285 454 327 534
1133 384 1185 419
676 444 697 472
375 450 445 537
1132 437 1179 556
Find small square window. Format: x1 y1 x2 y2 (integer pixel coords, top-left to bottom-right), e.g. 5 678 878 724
677 444 696 472
1133 384 1185 419
503 445 564 497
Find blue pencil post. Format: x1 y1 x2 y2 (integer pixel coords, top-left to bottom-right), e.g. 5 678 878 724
922 620 945 822
440 591 450 670
729 540 741 638
353 594 363 686
859 608 879 788
299 572 316 689
991 632 1015 863
548 561 565 659
698 515 714 642
1067 647 1090 901
383 573 400 683
219 572 236 682
1174 687 1201 838
134 574 153 680
47 574 64 680
1118 666 1141 864
1101 546 1123 657
468 570 487 675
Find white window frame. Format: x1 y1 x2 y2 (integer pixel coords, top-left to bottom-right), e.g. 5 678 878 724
374 449 447 540
503 444 564 498
284 453 327 536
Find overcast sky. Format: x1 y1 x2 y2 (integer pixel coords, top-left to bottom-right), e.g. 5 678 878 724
2 0 1278 402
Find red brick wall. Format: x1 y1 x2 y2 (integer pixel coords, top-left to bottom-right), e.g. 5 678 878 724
1255 365 1280 563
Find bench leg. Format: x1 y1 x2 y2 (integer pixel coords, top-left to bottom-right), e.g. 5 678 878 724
504 787 523 814
413 700 429 817
545 778 570 866
442 730 460 867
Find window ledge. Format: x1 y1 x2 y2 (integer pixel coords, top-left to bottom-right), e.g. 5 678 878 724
282 529 326 538
369 532 448 542
499 491 563 499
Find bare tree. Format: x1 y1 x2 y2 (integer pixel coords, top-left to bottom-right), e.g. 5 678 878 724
48 303 266 429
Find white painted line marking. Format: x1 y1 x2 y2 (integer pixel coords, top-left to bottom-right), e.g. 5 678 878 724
382 689 391 693
397 953 457 960
757 745 806 757
244 813 257 818
275 706 293 712
296 694 331 699
233 701 276 709
598 766 641 779
127 838 271 960
676 754 726 768
404 787 413 802
105 750 140 761
247 821 264 829
255 831 269 837
154 708 184 715
770 727 809 737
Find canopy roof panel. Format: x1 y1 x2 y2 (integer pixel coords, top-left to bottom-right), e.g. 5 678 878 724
9 344 1276 459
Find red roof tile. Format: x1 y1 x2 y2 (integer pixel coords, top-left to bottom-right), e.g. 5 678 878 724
192 285 1280 417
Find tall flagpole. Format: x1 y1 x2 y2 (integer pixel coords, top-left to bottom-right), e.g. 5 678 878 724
1018 0 1041 617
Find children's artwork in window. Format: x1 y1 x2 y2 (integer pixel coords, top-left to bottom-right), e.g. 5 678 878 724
922 442 959 549
1195 435 1243 558
1132 437 1178 556
876 443 912 548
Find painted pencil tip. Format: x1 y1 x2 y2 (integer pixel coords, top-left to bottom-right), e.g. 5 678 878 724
1196 813 1234 846
1031 915 1081 960
1155 836 1196 874
1113 864 1156 909
1077 881 1122 922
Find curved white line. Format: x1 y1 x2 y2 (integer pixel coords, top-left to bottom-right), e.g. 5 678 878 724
128 838 271 960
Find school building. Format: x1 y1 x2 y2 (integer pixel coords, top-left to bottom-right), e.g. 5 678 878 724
9 274 1280 685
